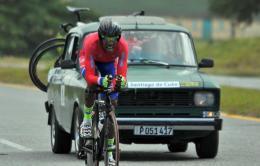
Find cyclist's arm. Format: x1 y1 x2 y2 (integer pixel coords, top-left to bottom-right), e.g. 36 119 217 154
116 38 129 79
79 39 99 86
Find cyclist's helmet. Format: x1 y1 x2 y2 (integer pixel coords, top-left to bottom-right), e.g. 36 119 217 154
98 19 122 52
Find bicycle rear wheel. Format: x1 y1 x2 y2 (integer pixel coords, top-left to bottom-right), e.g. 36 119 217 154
104 111 120 166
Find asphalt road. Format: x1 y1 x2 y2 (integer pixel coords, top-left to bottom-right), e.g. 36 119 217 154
1 84 260 166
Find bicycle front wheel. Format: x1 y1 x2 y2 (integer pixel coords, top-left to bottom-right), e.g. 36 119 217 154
104 111 120 166
85 139 99 166
85 112 100 166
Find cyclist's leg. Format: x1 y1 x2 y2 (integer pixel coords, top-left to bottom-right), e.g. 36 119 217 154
107 98 118 139
85 86 96 114
107 92 118 139
96 61 118 163
106 93 118 164
80 86 96 138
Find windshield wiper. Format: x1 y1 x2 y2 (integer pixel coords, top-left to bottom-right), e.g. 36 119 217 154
168 64 197 67
128 59 197 68
128 58 170 68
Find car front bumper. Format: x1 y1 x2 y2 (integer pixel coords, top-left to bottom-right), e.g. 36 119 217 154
117 117 222 144
117 117 222 131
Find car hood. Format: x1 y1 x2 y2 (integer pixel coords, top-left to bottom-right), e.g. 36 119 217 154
127 66 204 88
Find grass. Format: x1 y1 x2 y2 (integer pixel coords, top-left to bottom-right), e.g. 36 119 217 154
0 56 51 86
0 56 28 65
0 67 33 86
195 38 260 76
221 86 260 118
0 56 30 85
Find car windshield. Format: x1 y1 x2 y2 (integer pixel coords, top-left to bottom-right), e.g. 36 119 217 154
122 31 197 66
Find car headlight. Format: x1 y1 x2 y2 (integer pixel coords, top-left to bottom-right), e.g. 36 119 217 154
194 92 215 106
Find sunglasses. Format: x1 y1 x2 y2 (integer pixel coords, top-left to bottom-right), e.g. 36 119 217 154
102 36 119 42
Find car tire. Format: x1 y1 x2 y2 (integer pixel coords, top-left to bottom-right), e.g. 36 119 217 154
167 142 188 152
50 108 72 153
195 131 219 158
73 107 85 159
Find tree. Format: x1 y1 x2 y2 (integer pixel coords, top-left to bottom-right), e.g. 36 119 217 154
209 0 260 37
0 0 99 56
210 0 260 23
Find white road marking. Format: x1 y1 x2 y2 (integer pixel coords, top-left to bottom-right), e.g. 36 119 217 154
0 138 32 152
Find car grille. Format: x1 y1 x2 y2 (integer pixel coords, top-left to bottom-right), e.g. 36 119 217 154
118 90 194 106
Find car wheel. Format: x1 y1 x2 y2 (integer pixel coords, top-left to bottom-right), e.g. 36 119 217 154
167 142 188 152
195 131 219 158
50 108 72 153
73 107 85 159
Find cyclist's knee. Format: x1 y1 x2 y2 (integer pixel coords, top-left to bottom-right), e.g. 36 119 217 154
111 100 118 107
85 86 96 107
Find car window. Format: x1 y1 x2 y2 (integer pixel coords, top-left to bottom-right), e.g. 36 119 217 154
71 37 79 62
122 31 196 66
63 35 79 62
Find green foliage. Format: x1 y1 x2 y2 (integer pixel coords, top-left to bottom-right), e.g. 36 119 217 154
221 86 260 118
195 38 260 76
0 0 70 55
209 0 260 24
0 1 99 56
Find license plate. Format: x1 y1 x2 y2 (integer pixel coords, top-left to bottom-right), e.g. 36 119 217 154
134 126 174 136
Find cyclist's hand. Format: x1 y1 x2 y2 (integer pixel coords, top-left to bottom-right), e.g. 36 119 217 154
100 75 113 88
115 75 127 90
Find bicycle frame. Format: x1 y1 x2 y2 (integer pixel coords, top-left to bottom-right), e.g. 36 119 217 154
85 88 120 166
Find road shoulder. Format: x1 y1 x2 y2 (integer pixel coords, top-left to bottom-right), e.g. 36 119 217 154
222 113 260 122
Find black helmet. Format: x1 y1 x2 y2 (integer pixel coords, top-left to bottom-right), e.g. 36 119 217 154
98 19 122 41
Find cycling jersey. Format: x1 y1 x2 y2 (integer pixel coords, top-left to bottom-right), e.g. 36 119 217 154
79 32 129 86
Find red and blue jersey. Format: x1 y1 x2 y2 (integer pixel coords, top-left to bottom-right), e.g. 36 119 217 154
79 32 128 86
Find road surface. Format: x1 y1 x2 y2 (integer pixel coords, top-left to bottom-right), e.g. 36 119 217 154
0 84 260 166
210 75 260 90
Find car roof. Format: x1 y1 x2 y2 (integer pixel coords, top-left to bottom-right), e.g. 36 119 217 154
99 16 166 25
69 16 190 37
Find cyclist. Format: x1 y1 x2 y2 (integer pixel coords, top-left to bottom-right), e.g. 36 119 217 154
79 19 128 165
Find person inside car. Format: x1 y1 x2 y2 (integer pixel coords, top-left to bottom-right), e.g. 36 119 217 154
79 18 128 164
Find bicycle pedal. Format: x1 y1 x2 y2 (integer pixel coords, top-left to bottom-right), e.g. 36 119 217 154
77 151 87 159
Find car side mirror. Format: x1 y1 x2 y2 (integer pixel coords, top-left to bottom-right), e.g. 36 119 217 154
60 60 76 69
198 58 214 68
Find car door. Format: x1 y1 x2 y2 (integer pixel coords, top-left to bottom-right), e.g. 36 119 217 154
62 35 87 132
59 33 88 132
56 34 78 130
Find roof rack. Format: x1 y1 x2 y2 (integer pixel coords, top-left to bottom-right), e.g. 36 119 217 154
66 6 90 22
131 10 145 16
99 16 166 25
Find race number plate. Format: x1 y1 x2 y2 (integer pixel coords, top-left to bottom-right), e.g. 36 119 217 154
134 126 174 136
